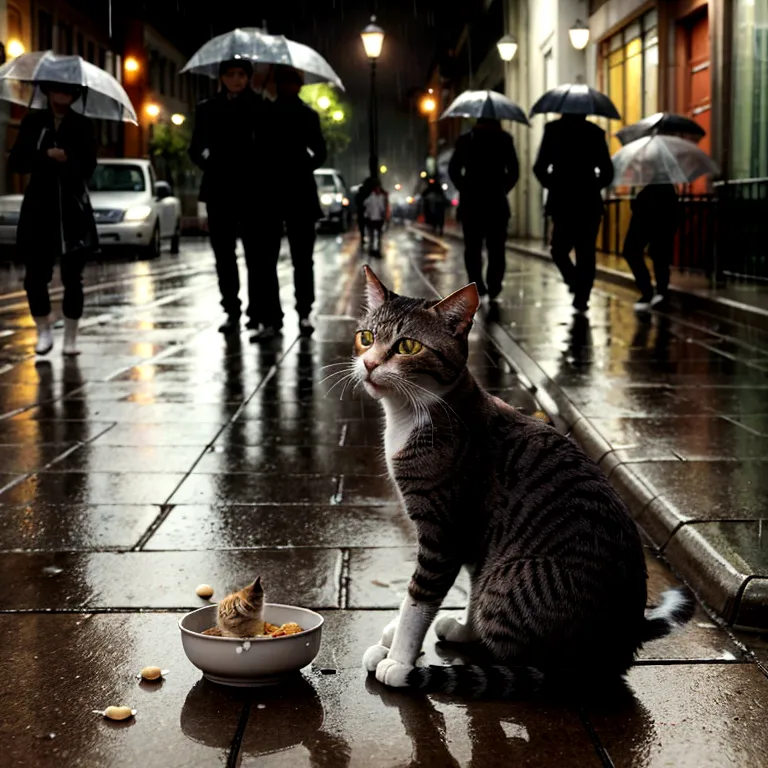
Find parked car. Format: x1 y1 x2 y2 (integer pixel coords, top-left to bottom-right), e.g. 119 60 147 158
314 168 350 232
0 158 181 260
88 159 181 258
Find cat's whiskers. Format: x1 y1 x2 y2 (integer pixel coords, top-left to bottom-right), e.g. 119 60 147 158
324 371 358 399
318 365 356 388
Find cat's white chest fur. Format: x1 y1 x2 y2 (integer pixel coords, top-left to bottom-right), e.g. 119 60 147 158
382 401 416 479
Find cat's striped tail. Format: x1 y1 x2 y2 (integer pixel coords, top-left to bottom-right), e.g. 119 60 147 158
406 663 546 698
641 586 696 642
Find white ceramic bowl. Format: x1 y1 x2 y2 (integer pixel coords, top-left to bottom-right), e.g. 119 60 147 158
179 603 324 687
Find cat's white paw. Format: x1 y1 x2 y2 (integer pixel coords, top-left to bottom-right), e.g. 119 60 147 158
435 615 476 643
375 658 413 688
363 643 390 672
380 618 398 648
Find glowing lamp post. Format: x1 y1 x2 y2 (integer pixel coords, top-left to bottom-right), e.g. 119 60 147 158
361 16 384 177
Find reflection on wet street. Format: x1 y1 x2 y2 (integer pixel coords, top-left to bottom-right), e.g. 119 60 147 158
1 231 767 767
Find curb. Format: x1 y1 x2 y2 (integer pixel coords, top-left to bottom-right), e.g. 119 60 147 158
413 224 768 631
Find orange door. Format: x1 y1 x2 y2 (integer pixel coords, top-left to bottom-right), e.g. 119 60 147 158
684 9 711 193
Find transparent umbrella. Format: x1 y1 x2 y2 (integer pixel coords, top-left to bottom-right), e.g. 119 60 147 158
0 51 137 123
181 28 344 90
612 135 719 186
440 90 529 125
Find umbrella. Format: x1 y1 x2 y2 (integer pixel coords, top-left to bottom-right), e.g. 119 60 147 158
440 90 529 125
616 112 705 145
612 135 719 186
529 83 620 120
0 51 137 123
181 28 344 90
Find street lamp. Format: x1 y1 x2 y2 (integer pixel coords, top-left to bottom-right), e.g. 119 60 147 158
124 56 140 73
145 103 160 119
332 109 344 122
171 113 185 126
7 39 25 59
361 15 384 177
496 34 518 62
380 165 387 174
317 95 331 110
420 95 436 115
569 20 590 50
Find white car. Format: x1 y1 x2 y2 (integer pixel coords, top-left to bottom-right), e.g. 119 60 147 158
314 168 350 232
0 158 181 259
89 159 181 258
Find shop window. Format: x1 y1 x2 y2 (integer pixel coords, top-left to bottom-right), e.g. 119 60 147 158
599 9 659 155
732 0 768 179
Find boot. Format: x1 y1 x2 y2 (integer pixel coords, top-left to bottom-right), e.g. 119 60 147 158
63 318 80 356
34 316 53 356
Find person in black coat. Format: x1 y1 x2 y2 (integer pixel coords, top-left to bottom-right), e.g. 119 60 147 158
189 58 265 335
533 114 614 312
622 183 679 310
254 66 327 340
448 118 519 302
9 82 98 356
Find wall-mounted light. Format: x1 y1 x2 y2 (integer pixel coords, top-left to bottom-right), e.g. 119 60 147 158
124 56 140 73
145 103 160 118
496 34 518 62
379 164 388 174
7 39 25 59
171 113 185 126
569 20 590 50
420 96 436 114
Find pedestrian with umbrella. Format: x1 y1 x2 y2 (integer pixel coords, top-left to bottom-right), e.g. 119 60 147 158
1 51 137 356
531 84 618 312
182 29 341 340
256 65 327 340
444 91 526 304
612 122 717 311
188 57 267 335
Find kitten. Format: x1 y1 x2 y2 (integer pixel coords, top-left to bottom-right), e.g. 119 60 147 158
356 266 694 698
205 576 266 638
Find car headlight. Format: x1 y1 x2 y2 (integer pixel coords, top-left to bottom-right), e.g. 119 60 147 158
123 205 153 222
320 193 334 206
334 193 343 203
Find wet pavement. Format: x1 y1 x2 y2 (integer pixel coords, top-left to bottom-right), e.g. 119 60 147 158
1 231 767 766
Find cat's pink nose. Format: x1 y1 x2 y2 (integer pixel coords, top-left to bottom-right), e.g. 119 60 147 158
363 358 378 373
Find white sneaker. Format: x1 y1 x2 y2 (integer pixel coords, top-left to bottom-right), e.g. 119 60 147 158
33 316 53 355
650 294 666 307
63 318 80 356
633 298 652 312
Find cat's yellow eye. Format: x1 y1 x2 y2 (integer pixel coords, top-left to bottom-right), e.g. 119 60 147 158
357 329 374 347
397 338 423 355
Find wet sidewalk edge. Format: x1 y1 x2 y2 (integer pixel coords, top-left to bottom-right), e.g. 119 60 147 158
412 224 768 632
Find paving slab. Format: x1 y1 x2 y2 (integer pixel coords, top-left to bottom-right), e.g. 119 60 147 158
0 550 343 610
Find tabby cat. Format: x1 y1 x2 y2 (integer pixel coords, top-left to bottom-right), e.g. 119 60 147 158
203 576 266 638
356 266 694 697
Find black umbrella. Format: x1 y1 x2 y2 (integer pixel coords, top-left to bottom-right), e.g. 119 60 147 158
440 90 529 126
529 83 620 120
616 112 705 145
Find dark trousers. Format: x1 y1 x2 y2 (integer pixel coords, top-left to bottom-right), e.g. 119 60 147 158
549 209 603 303
622 212 677 299
25 250 86 319
207 200 260 320
357 213 367 242
367 220 384 254
461 214 509 298
260 215 316 327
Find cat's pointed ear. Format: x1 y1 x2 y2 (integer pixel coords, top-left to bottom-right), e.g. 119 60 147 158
248 576 264 597
432 283 480 335
363 265 391 311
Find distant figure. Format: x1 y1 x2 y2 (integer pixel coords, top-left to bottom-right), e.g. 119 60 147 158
255 66 327 340
189 58 263 335
9 82 98 356
449 118 519 302
363 180 388 256
622 183 679 311
423 179 449 236
355 176 376 247
533 114 614 312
